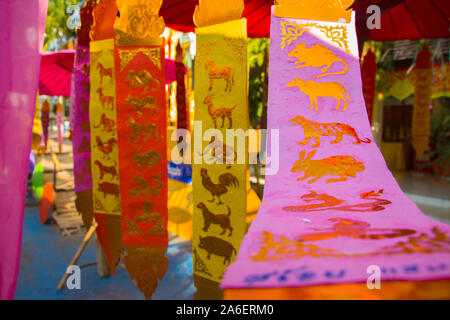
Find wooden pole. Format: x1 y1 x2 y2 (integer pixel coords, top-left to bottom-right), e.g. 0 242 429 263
57 223 97 290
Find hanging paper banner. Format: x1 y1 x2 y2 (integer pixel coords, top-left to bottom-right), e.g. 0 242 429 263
192 0 248 298
176 43 189 130
32 95 42 151
90 42 120 217
222 1 450 298
72 0 96 228
88 0 123 275
40 99 50 154
385 63 450 101
361 49 376 125
411 45 432 159
56 98 64 153
0 0 48 300
114 0 168 299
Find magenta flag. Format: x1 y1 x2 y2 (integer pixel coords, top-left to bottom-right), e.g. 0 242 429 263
222 9 450 289
0 0 48 299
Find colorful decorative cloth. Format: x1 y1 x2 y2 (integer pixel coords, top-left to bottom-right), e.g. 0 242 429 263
56 101 64 152
40 100 50 149
90 39 121 217
113 0 169 299
361 49 376 125
222 8 450 291
115 45 168 247
192 1 248 295
411 45 432 158
72 0 97 229
0 0 48 300
72 44 93 192
176 60 188 129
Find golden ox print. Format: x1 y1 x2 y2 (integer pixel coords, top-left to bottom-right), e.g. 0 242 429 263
287 76 352 111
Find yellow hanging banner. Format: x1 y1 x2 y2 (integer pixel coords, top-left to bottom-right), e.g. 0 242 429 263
192 0 248 298
90 39 121 216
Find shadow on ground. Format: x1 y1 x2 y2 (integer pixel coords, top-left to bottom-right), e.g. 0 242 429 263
15 206 195 300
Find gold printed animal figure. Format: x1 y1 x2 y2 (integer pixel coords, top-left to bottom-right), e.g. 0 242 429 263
203 95 236 129
126 118 161 143
290 116 371 147
297 218 415 242
132 146 161 170
77 137 90 153
80 64 90 76
97 88 114 110
200 168 239 205
125 70 160 93
80 158 91 176
79 98 89 113
97 182 120 200
283 189 392 213
134 200 160 224
291 150 365 183
80 80 90 93
287 76 352 111
97 62 113 83
129 174 162 197
288 43 348 78
94 114 116 133
95 136 117 160
80 120 90 132
125 95 157 118
198 236 236 265
204 59 235 92
197 202 233 237
94 159 118 180
202 135 237 169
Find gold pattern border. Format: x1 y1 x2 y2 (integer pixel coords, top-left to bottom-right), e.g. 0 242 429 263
280 21 349 53
118 48 161 71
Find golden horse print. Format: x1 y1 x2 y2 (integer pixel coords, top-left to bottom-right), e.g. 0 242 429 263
205 59 235 92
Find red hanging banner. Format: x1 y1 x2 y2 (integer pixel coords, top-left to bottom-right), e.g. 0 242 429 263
361 49 376 125
175 43 189 129
115 45 168 247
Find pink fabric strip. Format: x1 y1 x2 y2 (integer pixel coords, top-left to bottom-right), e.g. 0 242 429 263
222 10 450 289
71 44 93 192
0 0 48 300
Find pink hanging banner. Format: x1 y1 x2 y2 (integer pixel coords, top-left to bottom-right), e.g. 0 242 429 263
0 0 48 300
222 9 450 290
71 44 93 192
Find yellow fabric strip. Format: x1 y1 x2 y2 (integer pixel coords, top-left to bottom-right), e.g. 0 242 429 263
89 39 121 215
193 18 248 284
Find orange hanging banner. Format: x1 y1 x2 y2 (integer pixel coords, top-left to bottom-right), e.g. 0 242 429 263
115 45 168 247
114 0 168 299
411 45 432 158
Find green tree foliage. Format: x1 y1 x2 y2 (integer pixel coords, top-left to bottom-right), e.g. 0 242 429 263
248 38 269 128
44 0 79 51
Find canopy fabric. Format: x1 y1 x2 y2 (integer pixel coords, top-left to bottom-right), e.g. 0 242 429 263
161 0 271 37
39 50 186 97
355 0 450 41
39 50 74 97
161 0 450 40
